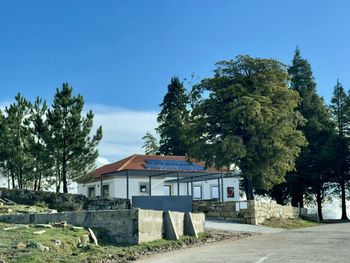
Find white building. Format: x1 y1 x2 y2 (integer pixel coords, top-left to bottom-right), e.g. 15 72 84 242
77 154 240 203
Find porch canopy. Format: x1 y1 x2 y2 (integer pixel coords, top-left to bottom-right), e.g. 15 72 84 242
100 168 239 202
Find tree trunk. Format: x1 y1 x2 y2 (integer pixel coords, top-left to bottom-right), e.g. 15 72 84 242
340 179 348 220
11 167 15 189
291 191 304 208
243 175 254 200
62 157 68 193
316 190 323 222
63 175 68 193
38 174 42 191
34 179 37 191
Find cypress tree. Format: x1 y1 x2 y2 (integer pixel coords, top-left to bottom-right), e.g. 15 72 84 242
157 77 189 155
287 48 333 213
330 80 350 220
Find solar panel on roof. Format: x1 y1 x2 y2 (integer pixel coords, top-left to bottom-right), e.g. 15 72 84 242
144 159 204 171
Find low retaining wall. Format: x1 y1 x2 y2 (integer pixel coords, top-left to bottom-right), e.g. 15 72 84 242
245 200 307 224
193 200 243 222
0 208 205 244
0 188 130 212
192 200 307 225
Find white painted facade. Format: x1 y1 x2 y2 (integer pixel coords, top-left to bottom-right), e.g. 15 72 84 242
77 176 240 202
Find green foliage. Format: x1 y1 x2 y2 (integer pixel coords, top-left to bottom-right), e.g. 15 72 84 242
0 94 32 189
330 79 350 220
142 131 159 155
157 77 189 155
27 97 52 190
47 83 103 193
0 84 102 193
286 49 334 216
186 55 306 199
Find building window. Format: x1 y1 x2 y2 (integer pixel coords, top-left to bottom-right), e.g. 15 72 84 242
140 183 149 194
102 184 109 198
193 186 202 199
164 185 172 196
88 186 96 198
211 186 219 199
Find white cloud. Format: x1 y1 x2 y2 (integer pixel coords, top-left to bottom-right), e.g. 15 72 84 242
87 104 158 163
96 157 110 167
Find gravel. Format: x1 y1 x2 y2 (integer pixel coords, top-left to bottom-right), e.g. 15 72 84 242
205 220 284 234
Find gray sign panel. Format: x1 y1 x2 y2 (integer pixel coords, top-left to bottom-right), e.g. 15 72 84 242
132 195 192 212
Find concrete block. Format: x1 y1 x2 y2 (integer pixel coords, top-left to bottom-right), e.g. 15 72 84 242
163 211 179 240
185 212 205 238
138 209 163 243
184 213 198 238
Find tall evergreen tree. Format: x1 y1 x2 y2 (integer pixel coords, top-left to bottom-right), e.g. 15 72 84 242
142 131 159 155
287 48 334 212
330 80 350 220
157 77 188 155
1 94 32 189
47 83 102 193
187 55 306 200
28 97 52 190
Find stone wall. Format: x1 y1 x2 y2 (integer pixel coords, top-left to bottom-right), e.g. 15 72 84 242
192 200 307 225
0 208 205 244
192 200 244 222
243 200 307 225
86 197 130 210
0 188 130 212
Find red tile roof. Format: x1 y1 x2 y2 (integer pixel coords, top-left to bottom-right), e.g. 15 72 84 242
94 154 221 179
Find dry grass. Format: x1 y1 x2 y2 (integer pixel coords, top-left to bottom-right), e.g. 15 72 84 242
262 218 320 229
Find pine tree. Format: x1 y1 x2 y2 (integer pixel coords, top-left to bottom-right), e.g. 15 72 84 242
142 131 159 155
2 94 32 189
157 77 189 156
330 80 350 220
28 97 52 190
47 83 102 193
287 48 334 214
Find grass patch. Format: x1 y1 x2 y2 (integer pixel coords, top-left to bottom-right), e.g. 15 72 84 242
262 218 320 229
0 222 248 263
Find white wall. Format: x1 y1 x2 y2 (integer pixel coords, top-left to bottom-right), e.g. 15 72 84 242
77 176 240 202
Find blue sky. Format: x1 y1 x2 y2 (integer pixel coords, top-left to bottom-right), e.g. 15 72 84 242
0 0 350 162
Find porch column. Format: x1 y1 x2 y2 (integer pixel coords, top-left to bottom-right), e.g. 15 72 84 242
100 174 103 197
177 172 180 196
149 176 152 196
126 170 129 199
220 172 224 202
217 178 220 201
191 177 194 200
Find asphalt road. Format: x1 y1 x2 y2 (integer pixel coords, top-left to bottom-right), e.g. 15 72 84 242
137 223 350 263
